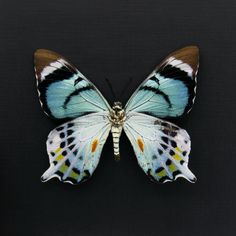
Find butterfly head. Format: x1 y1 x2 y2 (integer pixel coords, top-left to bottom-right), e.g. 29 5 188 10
110 101 126 126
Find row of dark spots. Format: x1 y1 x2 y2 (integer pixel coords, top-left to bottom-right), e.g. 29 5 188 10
59 129 73 139
166 158 184 170
52 151 69 166
169 150 185 165
59 139 79 159
68 144 79 156
60 137 75 148
160 141 184 165
161 135 188 154
159 172 181 183
160 169 182 183
56 122 74 132
56 167 82 184
163 129 177 137
154 159 184 181
56 126 64 132
57 170 91 184
147 168 171 183
155 167 171 183
161 136 177 147
160 121 177 129
147 168 182 183
57 123 74 138
155 158 185 181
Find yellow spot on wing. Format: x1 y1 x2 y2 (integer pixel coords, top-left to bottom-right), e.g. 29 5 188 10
70 170 79 179
173 153 182 161
91 139 99 152
176 147 182 153
55 147 62 153
55 154 64 161
137 137 144 152
169 163 177 172
60 163 68 173
157 169 166 178
54 148 64 161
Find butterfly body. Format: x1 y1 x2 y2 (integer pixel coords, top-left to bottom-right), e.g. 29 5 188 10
109 102 126 160
34 46 199 185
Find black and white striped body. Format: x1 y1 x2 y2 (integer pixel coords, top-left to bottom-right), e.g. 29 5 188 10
111 125 123 160
109 102 126 160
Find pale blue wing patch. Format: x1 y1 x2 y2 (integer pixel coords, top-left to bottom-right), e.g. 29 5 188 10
41 112 111 184
34 49 111 119
124 112 196 183
125 46 199 118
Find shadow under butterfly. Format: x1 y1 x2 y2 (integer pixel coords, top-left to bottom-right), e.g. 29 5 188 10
34 46 199 185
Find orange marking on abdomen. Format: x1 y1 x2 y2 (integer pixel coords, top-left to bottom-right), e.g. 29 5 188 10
137 137 144 152
91 139 99 152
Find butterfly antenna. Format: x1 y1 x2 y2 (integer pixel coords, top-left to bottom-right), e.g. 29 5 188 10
105 78 117 100
120 77 133 97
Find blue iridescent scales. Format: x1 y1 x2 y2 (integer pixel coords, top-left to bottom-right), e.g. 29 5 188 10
34 46 199 185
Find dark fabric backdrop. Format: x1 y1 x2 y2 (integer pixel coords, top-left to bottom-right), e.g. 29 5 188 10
1 0 236 235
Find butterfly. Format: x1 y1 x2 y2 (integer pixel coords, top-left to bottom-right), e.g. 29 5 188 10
34 46 199 185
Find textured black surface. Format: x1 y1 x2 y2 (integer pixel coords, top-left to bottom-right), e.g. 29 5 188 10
1 0 236 235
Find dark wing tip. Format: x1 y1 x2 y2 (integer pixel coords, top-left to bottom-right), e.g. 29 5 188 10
34 49 61 78
159 45 199 75
177 45 199 64
34 49 78 78
34 49 62 62
180 45 199 52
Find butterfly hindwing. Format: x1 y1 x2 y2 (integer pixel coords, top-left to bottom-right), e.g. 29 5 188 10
41 112 111 184
34 49 111 119
124 112 196 183
125 46 199 118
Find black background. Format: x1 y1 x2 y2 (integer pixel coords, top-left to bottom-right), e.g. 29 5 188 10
1 0 236 235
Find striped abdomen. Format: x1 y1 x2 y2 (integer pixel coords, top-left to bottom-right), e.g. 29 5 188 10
111 125 123 161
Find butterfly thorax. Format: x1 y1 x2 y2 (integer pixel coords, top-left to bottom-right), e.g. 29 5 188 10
109 101 126 126
109 102 126 161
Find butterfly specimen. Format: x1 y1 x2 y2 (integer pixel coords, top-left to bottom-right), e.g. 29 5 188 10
34 46 199 185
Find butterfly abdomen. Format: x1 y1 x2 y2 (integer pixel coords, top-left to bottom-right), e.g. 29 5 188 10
111 125 123 161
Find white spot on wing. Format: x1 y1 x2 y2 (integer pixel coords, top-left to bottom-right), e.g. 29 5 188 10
40 59 64 81
168 57 193 77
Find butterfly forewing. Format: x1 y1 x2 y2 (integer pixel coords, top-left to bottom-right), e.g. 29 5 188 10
125 46 199 118
34 49 111 119
34 49 112 184
41 112 111 184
